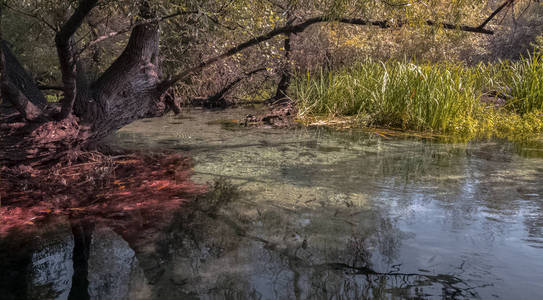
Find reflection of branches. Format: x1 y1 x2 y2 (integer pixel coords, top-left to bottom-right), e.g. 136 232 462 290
317 262 480 298
212 212 481 298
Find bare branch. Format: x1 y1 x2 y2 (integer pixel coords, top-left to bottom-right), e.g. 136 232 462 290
163 16 495 88
210 67 266 101
477 0 517 29
3 2 57 32
77 10 198 56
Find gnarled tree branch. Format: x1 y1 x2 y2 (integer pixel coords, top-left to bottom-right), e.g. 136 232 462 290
55 0 98 120
1 41 48 108
91 2 160 99
0 81 42 120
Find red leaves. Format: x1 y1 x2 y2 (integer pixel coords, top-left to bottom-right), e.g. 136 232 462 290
0 152 206 236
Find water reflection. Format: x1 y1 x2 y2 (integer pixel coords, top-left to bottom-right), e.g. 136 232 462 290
1 108 542 299
0 185 489 299
0 219 151 300
107 108 542 299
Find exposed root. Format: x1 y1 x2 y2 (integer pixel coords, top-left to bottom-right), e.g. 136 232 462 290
0 114 88 167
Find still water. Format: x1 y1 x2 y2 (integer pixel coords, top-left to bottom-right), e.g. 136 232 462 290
2 107 543 299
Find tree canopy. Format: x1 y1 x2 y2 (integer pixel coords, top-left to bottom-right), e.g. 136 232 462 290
0 0 540 165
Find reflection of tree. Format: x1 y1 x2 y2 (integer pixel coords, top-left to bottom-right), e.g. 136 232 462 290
0 220 76 300
141 181 482 299
461 143 543 247
3 133 541 300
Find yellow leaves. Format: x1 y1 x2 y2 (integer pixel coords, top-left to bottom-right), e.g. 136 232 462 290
151 180 170 191
114 180 126 190
68 207 85 211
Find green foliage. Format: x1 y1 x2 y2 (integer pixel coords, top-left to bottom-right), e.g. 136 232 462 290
45 94 60 103
293 56 543 140
497 54 543 115
1 0 540 109
294 60 481 132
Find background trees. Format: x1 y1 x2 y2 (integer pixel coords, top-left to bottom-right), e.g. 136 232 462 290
0 0 538 165
3 0 539 104
5 0 540 105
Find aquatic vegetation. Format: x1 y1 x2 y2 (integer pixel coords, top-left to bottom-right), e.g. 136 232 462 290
293 56 543 140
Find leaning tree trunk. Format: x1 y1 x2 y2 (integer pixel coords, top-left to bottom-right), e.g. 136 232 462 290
0 1 172 167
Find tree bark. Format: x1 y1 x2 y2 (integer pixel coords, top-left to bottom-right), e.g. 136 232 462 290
0 81 42 120
0 1 170 166
1 42 48 108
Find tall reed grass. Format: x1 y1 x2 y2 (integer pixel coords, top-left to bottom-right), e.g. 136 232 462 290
494 55 543 114
293 55 543 139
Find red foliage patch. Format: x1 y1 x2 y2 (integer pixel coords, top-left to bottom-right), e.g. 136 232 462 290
0 152 206 237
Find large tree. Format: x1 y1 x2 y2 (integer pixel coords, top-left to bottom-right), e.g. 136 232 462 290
0 0 514 166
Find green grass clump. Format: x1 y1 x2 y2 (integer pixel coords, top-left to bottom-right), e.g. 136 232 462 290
293 56 543 140
495 55 543 115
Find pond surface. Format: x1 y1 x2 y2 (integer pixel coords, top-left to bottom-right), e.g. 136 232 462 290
2 108 543 299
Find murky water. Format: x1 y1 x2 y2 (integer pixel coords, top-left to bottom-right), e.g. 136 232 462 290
2 107 542 299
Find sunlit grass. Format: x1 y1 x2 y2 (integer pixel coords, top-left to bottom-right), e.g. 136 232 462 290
293 55 543 140
494 55 543 115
